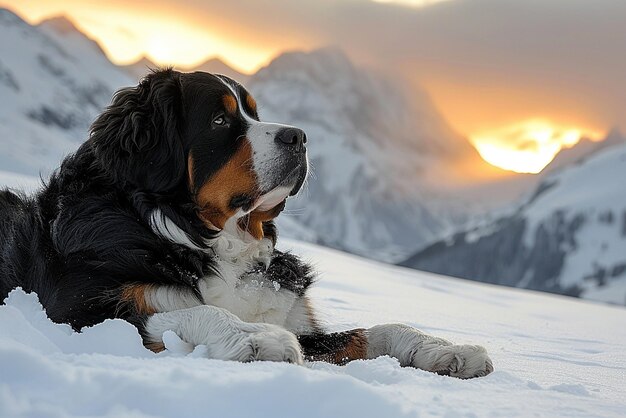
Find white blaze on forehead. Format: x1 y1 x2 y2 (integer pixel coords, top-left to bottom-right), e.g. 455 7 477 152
215 76 297 191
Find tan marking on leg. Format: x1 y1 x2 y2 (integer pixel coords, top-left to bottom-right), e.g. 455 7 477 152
223 94 237 115
333 329 368 365
196 140 258 230
145 341 166 353
120 284 156 315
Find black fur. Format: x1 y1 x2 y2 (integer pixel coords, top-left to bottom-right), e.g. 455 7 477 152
264 251 316 297
0 69 369 365
0 69 309 332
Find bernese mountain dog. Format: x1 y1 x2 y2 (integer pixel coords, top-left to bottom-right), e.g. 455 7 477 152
0 69 492 378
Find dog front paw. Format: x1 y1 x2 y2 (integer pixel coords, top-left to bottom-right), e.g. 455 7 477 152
236 324 303 365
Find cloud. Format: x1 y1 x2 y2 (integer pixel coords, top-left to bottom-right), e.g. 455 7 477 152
158 0 626 133
11 0 626 134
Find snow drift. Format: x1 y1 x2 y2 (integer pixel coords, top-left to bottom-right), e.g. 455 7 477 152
1 240 625 418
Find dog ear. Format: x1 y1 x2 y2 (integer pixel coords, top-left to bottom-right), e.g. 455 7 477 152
90 69 185 192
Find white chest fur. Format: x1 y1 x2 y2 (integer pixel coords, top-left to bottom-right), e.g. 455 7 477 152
150 211 313 332
197 261 299 327
198 231 298 327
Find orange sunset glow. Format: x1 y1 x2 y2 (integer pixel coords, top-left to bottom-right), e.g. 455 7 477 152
3 0 619 175
472 120 603 174
3 0 307 73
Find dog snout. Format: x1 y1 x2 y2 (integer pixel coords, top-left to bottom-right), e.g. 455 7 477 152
275 127 307 152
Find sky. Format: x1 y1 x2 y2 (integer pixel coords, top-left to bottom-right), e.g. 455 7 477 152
4 0 626 173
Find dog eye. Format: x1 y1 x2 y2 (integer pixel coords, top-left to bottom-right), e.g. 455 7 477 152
212 114 228 127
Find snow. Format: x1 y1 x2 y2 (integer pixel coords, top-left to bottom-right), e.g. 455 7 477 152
406 137 626 305
523 143 626 302
2 240 625 418
0 8 132 176
1 9 625 416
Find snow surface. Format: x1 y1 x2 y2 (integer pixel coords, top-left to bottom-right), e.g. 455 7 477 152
1 240 625 418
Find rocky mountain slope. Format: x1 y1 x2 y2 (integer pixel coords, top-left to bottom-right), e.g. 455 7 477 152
402 133 626 305
0 10 132 176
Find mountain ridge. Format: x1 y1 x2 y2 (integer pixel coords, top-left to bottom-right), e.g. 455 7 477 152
401 132 626 305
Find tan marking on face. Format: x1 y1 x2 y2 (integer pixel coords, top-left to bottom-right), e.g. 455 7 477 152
333 329 368 365
223 94 237 115
196 140 257 230
120 284 156 315
237 200 286 240
246 94 257 113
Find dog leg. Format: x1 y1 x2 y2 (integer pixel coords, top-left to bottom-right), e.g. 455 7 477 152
298 329 368 365
366 324 493 378
298 325 492 378
142 305 303 364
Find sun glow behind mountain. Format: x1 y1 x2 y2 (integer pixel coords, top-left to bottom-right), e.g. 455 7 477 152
1 0 615 176
1 1 286 73
472 120 603 174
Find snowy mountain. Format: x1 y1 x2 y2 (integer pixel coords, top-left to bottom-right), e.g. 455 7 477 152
0 9 132 176
541 129 626 175
186 57 249 84
402 133 626 305
120 56 249 83
248 48 507 261
37 15 108 58
1 239 625 418
119 55 159 80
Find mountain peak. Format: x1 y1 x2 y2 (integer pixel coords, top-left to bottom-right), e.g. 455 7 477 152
38 15 80 35
542 129 626 175
0 8 27 25
37 14 107 58
119 56 159 80
185 57 248 83
257 47 356 80
134 55 158 67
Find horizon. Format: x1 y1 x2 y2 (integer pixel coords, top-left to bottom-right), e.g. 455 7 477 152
3 0 625 174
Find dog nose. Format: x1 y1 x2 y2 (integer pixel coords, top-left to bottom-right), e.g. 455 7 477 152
276 127 307 151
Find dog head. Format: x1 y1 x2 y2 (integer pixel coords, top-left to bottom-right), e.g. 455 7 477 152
89 69 307 241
